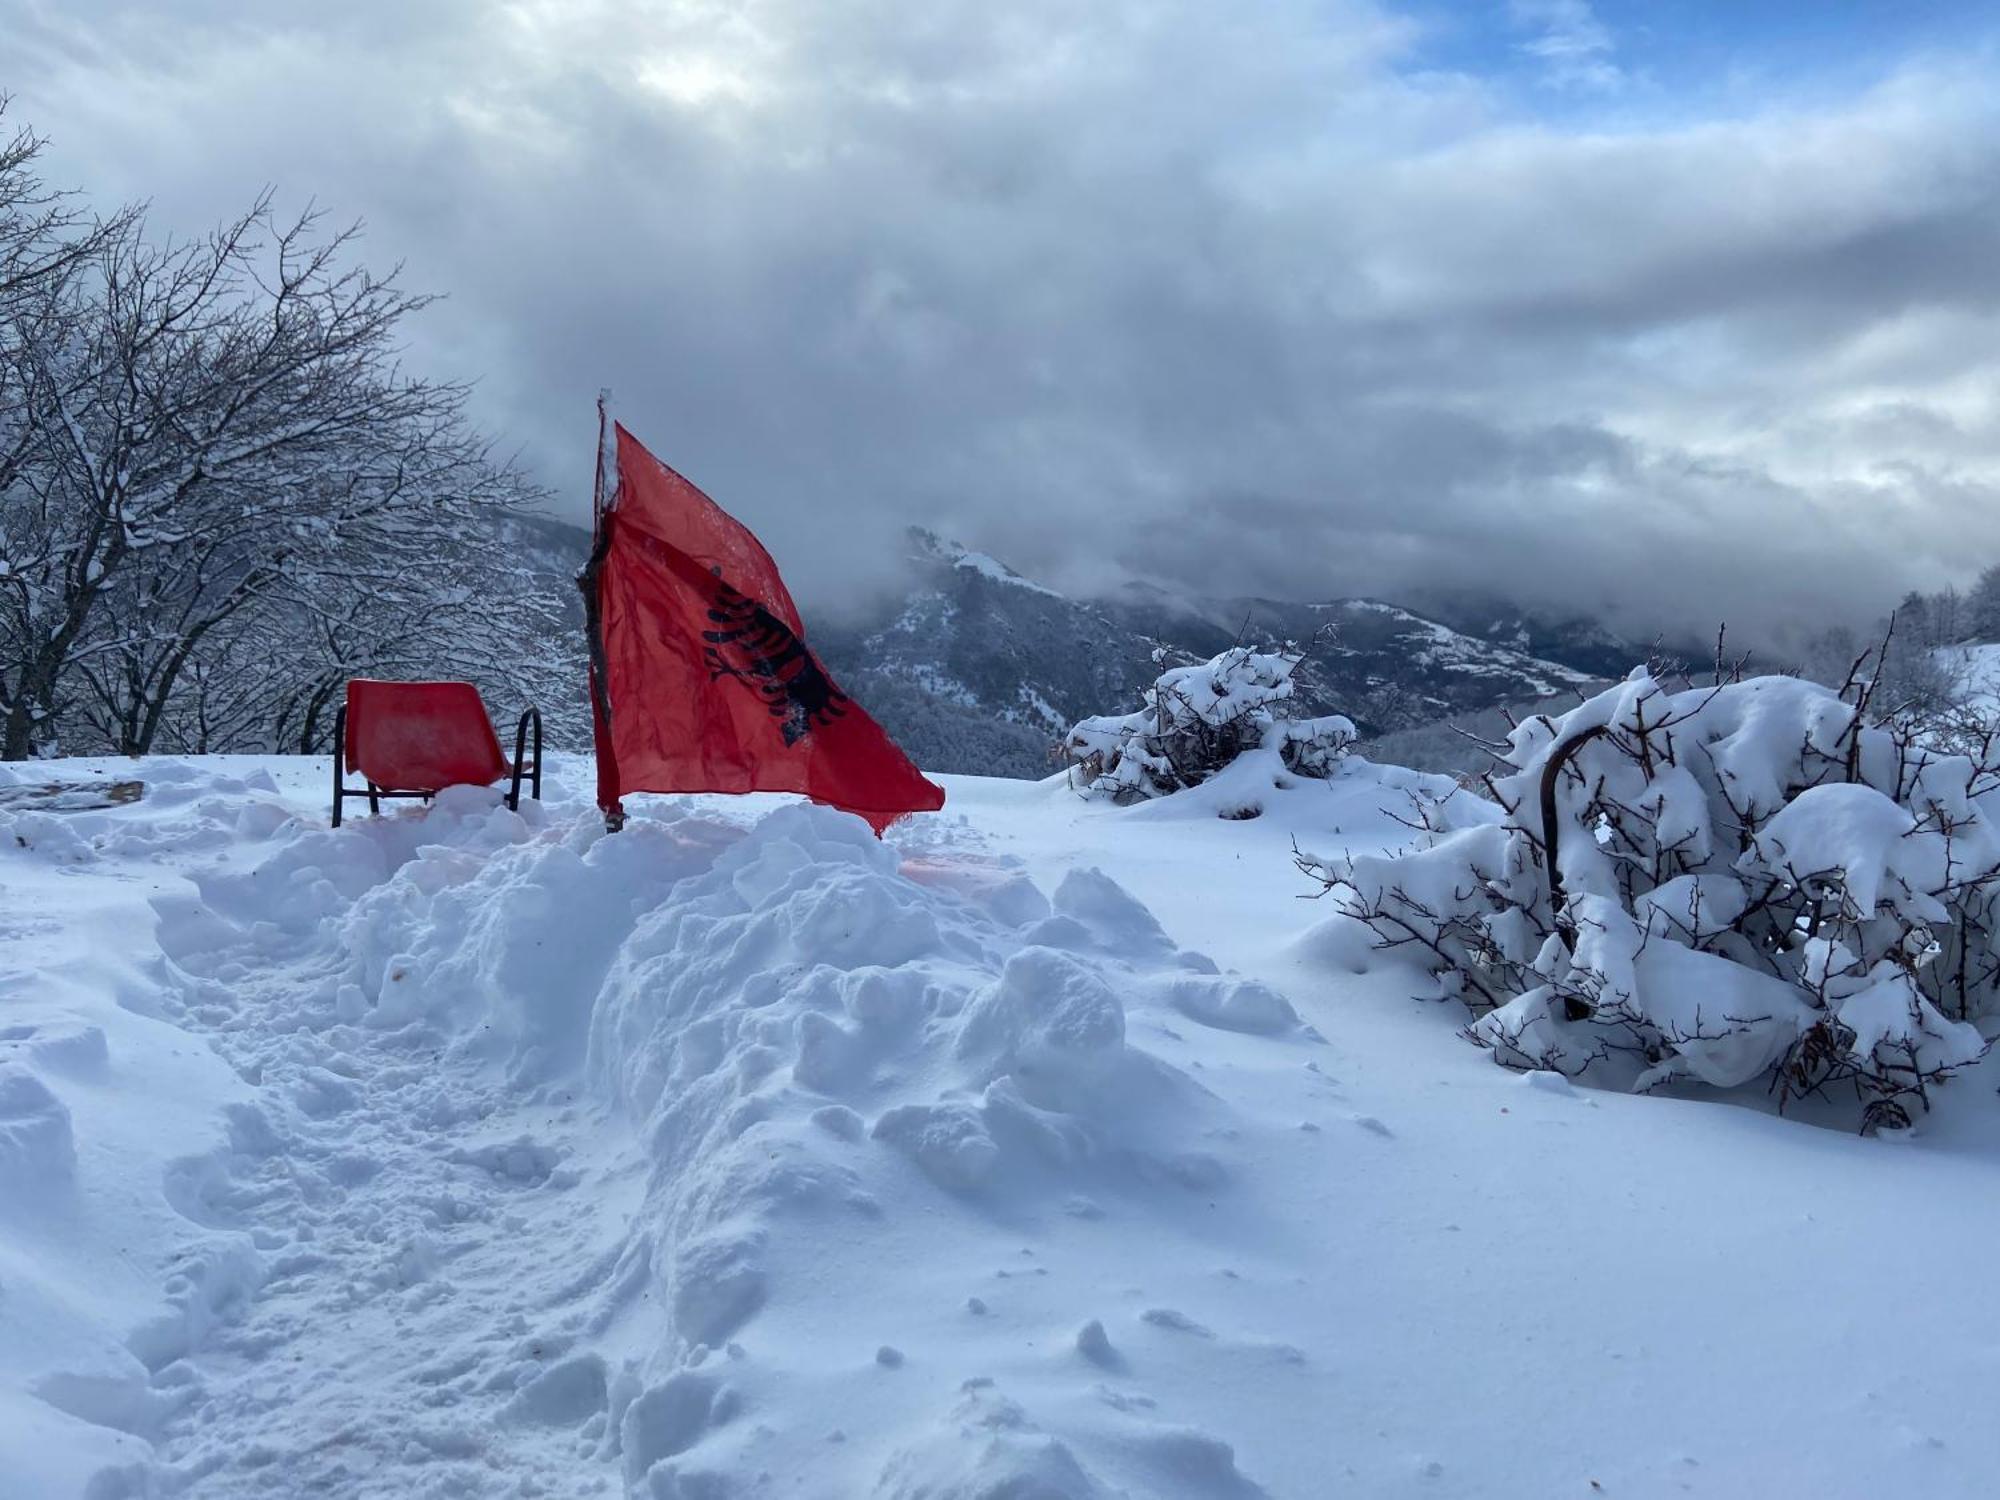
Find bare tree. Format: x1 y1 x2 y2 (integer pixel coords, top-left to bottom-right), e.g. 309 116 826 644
162 535 580 757
0 103 133 315
1 106 141 752
1969 564 2000 644
2 137 575 759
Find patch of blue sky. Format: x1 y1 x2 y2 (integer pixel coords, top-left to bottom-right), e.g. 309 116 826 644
1398 0 1998 119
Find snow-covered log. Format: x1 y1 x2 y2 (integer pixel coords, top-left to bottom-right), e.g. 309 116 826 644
1299 669 2000 1128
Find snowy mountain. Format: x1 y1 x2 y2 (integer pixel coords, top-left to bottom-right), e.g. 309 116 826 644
807 532 1187 782
1097 587 1606 724
1396 587 1663 680
812 531 1630 777
512 520 1643 775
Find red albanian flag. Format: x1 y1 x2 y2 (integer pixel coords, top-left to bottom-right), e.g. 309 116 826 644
578 405 945 834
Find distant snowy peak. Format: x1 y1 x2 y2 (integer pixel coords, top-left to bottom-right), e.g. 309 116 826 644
507 516 1645 780
906 527 1064 597
1397 586 1661 680
1101 590 1601 694
807 533 1181 781
1328 599 1597 696
808 542 1642 781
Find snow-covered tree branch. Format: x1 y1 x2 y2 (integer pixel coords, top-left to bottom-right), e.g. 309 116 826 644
0 116 582 758
1298 668 2000 1129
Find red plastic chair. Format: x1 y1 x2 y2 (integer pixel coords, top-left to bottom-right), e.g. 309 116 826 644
331 680 542 827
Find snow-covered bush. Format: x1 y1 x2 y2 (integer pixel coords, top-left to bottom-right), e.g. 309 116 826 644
1063 647 1354 801
1299 669 2000 1128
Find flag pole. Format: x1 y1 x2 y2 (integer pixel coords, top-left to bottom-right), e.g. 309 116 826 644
578 390 625 832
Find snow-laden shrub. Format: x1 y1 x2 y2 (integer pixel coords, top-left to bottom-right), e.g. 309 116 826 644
1299 669 2000 1128
1063 647 1354 801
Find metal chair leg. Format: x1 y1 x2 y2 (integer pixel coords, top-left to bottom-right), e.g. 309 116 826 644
508 706 543 811
331 705 347 827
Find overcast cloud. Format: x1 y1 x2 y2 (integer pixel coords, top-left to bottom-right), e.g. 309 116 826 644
6 0 1999 642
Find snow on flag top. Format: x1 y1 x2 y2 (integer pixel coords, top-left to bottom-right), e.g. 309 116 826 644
579 400 945 834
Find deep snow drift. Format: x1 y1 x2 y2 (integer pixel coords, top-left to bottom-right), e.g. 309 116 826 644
6 753 2000 1498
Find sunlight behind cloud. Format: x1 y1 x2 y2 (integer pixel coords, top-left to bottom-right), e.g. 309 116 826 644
633 53 763 108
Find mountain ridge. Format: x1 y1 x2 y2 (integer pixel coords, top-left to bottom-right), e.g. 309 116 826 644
815 529 1641 777
514 515 1651 777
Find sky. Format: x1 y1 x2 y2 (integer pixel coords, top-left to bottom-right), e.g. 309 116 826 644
5 0 1999 642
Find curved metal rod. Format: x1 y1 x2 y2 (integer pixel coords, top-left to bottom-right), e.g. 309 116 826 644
1540 723 1610 954
508 705 543 810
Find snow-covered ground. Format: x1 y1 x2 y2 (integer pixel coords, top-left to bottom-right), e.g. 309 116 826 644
5 753 2000 1498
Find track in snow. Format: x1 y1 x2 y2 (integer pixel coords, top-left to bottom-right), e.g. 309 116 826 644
136 802 640 1498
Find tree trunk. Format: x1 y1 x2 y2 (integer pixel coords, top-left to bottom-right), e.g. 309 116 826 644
1 695 38 759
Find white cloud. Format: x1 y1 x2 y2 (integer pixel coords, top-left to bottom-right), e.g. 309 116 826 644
4 1 1998 640
1509 0 1624 92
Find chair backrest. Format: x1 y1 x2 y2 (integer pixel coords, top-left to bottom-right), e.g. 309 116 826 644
344 680 507 793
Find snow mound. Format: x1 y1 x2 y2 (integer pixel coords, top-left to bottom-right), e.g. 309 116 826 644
91 783 1306 1496
0 1064 75 1193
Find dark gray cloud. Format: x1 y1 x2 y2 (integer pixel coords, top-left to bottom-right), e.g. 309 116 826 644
7 0 1999 643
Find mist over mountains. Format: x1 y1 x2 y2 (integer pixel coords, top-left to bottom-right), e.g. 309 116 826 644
517 517 1663 779
827 530 1658 778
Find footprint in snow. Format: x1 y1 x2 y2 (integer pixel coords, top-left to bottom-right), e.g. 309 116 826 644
446 1136 563 1187
1095 1384 1158 1413
1141 1307 1214 1338
1520 1069 1576 1097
